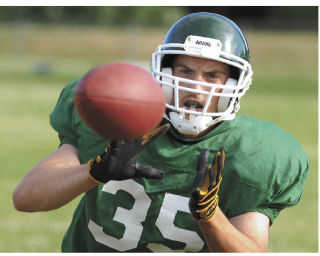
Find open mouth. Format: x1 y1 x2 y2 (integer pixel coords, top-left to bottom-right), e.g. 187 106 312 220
183 100 203 112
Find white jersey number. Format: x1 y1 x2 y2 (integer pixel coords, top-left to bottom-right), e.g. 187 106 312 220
88 180 204 252
88 180 151 251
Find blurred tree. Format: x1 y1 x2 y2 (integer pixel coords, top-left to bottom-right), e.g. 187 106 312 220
186 6 318 30
0 6 188 27
0 6 316 30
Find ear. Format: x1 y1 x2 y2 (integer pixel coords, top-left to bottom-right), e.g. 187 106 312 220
161 67 174 104
217 78 237 112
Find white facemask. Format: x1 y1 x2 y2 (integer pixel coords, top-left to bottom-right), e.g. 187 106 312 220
161 68 240 136
152 35 253 136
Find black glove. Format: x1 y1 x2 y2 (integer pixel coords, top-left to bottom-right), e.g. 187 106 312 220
88 123 170 184
189 147 225 222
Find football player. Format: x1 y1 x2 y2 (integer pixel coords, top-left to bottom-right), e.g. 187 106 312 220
13 12 309 252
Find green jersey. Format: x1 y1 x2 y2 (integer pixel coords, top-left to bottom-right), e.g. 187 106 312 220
50 79 309 252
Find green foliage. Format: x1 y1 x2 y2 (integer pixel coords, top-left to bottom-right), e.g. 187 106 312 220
0 24 317 252
95 6 187 27
0 6 188 27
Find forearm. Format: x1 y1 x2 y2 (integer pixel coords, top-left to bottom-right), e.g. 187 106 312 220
13 164 97 212
13 144 98 212
198 207 267 252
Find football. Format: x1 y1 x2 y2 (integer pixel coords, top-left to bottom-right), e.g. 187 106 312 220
74 62 166 140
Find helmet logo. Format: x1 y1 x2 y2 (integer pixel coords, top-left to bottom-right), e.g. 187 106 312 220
184 35 222 58
195 40 211 47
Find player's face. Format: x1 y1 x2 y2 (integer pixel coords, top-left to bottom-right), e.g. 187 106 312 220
172 55 229 116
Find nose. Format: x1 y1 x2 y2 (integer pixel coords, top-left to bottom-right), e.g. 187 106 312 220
188 73 209 92
192 72 206 82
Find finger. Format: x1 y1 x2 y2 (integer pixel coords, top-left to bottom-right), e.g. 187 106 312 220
211 147 226 185
141 123 170 146
217 147 226 179
110 140 119 148
135 162 165 179
110 140 126 149
192 149 210 197
196 148 209 176
210 152 219 186
109 140 126 154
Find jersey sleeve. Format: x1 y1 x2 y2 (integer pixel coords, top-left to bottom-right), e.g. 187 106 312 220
219 117 309 225
49 79 80 148
250 159 308 224
257 126 309 224
252 141 309 223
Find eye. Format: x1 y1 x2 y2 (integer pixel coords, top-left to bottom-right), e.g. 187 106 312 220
208 73 217 79
180 69 191 76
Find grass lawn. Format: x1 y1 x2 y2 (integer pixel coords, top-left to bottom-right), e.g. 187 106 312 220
0 24 317 252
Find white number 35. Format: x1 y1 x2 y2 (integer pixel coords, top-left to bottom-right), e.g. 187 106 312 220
88 180 204 252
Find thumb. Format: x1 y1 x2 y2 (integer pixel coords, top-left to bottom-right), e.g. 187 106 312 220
141 123 170 146
135 162 165 179
211 147 226 185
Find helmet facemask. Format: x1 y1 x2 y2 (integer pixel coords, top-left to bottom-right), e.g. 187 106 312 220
151 35 253 136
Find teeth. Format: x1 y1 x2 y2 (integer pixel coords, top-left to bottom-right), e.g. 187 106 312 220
184 101 202 108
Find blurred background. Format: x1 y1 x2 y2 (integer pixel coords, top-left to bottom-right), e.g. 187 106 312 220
0 6 318 252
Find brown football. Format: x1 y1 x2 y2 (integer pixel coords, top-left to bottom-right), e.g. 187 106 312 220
74 62 165 140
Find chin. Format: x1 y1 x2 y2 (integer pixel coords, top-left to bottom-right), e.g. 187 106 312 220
180 123 219 139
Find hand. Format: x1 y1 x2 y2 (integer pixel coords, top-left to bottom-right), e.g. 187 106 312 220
88 123 170 184
189 147 225 222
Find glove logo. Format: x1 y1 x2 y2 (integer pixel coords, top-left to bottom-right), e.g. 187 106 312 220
189 147 225 222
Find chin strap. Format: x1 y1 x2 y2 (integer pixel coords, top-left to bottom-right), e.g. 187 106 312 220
168 109 235 136
169 108 213 136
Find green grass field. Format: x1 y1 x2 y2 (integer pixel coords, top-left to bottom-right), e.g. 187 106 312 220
0 24 317 252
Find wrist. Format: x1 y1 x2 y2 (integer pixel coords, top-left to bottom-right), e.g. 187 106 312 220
78 163 100 192
88 171 106 185
88 151 110 184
